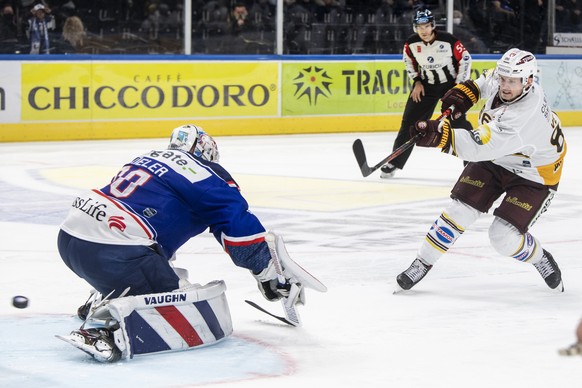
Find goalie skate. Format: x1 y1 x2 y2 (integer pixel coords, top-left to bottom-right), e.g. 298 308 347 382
56 328 121 363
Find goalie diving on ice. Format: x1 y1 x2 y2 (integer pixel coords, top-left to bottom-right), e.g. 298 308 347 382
56 124 326 362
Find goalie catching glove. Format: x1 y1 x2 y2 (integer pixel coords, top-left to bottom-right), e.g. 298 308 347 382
253 259 301 302
410 118 452 152
440 80 480 120
251 231 327 305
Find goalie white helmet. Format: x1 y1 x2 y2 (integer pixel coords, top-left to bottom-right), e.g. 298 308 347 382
496 48 538 87
168 124 220 163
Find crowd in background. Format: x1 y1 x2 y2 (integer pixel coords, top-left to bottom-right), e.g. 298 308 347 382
0 0 580 55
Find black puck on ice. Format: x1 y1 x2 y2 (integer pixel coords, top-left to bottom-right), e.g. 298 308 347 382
12 295 29 309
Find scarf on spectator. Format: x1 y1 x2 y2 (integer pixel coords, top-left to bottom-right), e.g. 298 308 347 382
29 17 50 54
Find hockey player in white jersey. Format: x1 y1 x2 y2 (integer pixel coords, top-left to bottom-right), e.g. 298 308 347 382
396 48 566 292
56 124 325 362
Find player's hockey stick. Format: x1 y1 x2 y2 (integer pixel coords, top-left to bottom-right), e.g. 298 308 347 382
352 108 453 177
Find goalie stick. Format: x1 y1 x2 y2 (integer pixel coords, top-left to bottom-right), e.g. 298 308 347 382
244 300 298 326
247 232 327 327
265 232 302 327
352 108 453 177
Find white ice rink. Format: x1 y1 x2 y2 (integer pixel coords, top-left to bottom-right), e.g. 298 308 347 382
1 128 581 387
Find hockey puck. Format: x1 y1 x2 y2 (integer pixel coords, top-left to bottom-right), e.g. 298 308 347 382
12 295 29 309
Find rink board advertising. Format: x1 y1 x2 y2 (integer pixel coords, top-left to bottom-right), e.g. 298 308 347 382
0 57 581 141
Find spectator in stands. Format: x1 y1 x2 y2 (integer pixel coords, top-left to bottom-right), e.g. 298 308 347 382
227 2 260 53
27 2 55 54
60 15 86 52
230 2 250 34
0 3 18 52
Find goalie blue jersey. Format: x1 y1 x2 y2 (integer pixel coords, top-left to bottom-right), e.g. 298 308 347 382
60 149 270 273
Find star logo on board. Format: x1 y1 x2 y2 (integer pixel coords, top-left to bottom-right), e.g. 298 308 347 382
292 66 332 106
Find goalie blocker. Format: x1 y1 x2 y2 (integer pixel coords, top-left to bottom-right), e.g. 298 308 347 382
57 281 232 362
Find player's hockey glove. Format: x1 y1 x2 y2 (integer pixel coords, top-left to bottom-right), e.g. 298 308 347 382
440 80 480 120
252 259 293 301
410 118 452 152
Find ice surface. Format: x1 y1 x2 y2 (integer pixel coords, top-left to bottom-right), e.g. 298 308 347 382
1 129 581 387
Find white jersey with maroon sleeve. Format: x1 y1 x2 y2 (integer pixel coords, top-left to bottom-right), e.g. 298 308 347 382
449 69 567 186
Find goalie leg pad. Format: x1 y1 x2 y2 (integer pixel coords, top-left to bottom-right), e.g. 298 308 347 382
107 280 232 359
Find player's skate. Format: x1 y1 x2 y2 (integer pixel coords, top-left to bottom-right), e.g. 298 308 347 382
396 258 433 291
56 327 121 363
380 163 398 179
533 249 563 291
558 342 582 356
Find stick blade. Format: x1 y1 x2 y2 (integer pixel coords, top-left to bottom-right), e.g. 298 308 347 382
244 300 299 327
352 139 374 177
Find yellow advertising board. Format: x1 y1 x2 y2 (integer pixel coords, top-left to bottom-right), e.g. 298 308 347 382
282 60 494 116
21 62 279 122
0 57 580 142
